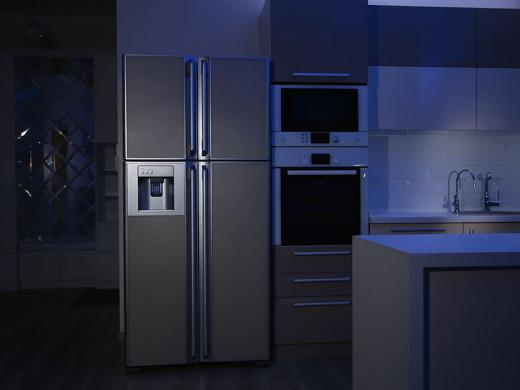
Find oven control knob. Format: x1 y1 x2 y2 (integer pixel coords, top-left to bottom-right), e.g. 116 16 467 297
280 137 286 143
354 136 360 143
332 136 339 143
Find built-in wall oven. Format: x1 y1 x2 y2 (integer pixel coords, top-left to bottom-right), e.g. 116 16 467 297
272 85 368 147
273 147 368 247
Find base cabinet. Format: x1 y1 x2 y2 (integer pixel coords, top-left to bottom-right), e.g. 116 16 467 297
273 245 352 357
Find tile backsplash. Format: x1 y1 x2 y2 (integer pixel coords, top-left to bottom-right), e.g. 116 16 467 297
368 133 520 211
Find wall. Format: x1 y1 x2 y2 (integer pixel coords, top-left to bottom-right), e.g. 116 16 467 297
0 11 118 291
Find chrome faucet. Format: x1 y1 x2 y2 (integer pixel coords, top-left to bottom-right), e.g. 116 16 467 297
452 169 476 214
484 172 501 211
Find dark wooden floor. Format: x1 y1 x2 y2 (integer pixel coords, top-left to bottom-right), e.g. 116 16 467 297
0 289 352 390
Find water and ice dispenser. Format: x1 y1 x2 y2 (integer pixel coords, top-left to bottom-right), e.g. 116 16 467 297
126 162 185 217
138 166 174 211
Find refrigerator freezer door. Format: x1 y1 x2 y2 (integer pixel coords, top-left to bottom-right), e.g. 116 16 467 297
125 55 191 160
199 57 270 161
199 162 270 362
126 214 188 366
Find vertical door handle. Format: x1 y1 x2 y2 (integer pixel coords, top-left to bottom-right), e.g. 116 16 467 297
189 165 197 359
202 165 210 359
201 60 209 156
188 61 197 156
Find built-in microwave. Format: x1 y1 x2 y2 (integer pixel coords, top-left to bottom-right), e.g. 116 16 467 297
272 147 368 247
272 85 368 147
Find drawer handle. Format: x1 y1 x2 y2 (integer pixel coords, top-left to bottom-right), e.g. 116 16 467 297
293 301 352 308
293 251 352 257
293 277 351 284
292 72 352 78
389 228 447 233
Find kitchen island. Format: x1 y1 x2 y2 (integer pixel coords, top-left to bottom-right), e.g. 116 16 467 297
353 233 520 390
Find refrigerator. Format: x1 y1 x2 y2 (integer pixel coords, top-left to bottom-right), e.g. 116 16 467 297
123 55 270 367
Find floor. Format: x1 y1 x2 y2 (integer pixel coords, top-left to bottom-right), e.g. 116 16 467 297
0 289 352 390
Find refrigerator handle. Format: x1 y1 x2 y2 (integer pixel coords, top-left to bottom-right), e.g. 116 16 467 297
202 165 210 359
201 60 209 156
189 165 197 360
188 61 197 157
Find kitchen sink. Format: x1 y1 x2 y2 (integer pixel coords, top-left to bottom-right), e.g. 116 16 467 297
457 211 520 216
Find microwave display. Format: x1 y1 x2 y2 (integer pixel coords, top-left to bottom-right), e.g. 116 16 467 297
281 88 359 132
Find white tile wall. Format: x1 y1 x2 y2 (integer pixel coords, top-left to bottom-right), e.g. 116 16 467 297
369 134 520 211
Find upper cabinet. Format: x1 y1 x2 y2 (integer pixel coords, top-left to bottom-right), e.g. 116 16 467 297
260 0 368 84
477 9 520 68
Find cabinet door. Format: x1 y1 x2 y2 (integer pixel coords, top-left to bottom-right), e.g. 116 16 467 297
369 66 476 131
206 162 270 362
477 68 520 131
125 55 187 160
270 0 367 84
205 58 269 160
370 223 463 235
464 223 520 234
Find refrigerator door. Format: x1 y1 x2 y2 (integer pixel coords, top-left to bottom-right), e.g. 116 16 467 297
125 55 195 160
198 162 271 362
198 57 270 161
125 162 189 366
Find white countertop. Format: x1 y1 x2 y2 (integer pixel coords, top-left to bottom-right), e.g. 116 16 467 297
370 209 520 224
358 233 520 254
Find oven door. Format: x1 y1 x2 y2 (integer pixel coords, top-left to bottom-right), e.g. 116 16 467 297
272 85 368 133
273 167 368 246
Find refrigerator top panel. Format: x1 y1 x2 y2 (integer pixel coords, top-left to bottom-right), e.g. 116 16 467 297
198 57 270 161
126 162 185 216
124 55 191 160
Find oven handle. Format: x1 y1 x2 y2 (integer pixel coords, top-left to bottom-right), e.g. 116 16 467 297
287 170 357 176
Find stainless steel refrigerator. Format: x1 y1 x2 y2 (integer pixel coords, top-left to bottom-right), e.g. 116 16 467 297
123 55 270 367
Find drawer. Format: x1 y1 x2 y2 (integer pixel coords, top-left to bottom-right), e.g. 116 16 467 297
275 273 352 298
369 223 463 235
275 296 352 344
275 245 352 274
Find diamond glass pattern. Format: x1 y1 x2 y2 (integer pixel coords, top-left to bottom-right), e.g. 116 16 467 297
15 58 95 243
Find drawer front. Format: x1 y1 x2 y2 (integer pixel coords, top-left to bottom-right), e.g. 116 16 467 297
369 223 463 235
275 245 352 274
275 273 352 298
275 296 352 344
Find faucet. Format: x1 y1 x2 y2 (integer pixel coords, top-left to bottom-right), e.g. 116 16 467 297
452 169 476 214
484 172 501 211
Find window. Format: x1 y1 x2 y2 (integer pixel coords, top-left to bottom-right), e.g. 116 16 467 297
15 57 96 243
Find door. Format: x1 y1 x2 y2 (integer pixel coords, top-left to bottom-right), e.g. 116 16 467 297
125 55 193 160
198 58 269 161
125 162 189 366
280 168 362 246
198 162 270 362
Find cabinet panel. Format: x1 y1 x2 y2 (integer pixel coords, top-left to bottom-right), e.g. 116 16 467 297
477 68 520 131
370 223 463 235
275 296 352 344
478 9 520 68
369 6 477 68
369 66 476 131
464 223 520 234
267 0 367 84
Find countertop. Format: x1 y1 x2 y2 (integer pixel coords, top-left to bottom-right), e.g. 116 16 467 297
370 209 520 224
358 233 520 255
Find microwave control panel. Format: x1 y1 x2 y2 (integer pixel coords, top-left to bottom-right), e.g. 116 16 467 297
272 132 368 147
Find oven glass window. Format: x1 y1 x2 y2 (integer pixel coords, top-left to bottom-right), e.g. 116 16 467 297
281 169 360 246
281 89 358 132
